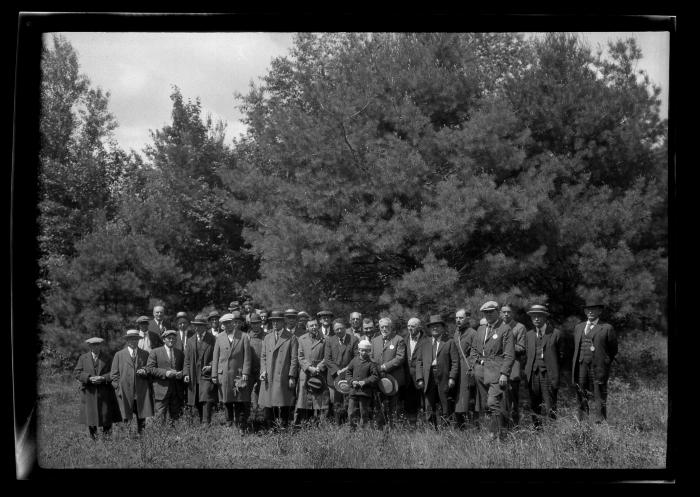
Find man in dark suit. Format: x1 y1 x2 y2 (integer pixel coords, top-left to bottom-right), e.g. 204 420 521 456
370 317 406 428
324 319 359 424
183 314 217 426
317 310 335 338
470 301 515 440
403 317 428 426
524 304 564 428
501 305 526 426
149 305 169 337
453 308 477 428
137 315 162 353
173 311 192 352
74 337 121 438
572 299 618 423
416 315 459 428
111 330 153 434
146 329 185 425
247 312 266 429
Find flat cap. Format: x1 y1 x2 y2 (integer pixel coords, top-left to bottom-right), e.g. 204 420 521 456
526 304 550 315
479 301 499 312
85 337 104 344
136 316 150 324
162 329 177 338
231 311 244 321
583 298 605 308
219 313 235 323
358 340 372 350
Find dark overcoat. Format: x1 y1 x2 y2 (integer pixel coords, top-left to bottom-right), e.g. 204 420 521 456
403 333 428 387
470 319 515 384
110 346 154 420
183 332 217 405
572 320 618 383
370 333 407 387
453 327 477 413
74 351 121 426
524 323 563 388
146 346 185 402
212 331 252 403
324 333 358 385
415 334 459 393
506 320 527 381
258 329 299 407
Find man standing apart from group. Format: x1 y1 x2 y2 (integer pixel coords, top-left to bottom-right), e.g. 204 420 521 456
573 299 618 423
111 330 153 434
470 301 515 440
501 305 526 426
183 314 217 426
524 304 563 427
371 317 406 428
74 337 121 438
212 312 252 432
453 308 477 428
258 311 299 429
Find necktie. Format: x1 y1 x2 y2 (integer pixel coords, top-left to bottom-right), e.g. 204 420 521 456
484 326 491 345
538 327 543 339
167 347 173 367
584 321 592 335
432 339 438 361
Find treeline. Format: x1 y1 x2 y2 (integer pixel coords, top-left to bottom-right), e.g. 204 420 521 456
37 33 668 365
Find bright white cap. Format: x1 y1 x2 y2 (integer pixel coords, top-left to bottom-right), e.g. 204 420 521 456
407 317 421 327
358 340 372 350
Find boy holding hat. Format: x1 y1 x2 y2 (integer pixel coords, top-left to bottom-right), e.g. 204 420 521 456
470 301 515 440
524 304 564 427
111 330 154 434
572 299 618 422
183 314 217 426
74 337 121 438
346 340 379 429
146 329 185 425
416 315 459 428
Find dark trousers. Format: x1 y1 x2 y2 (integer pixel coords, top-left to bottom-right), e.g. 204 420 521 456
348 395 371 428
155 393 182 425
123 399 146 433
509 379 521 425
455 373 478 428
576 362 608 421
375 392 398 428
403 380 423 425
475 374 511 438
263 406 291 428
528 369 558 426
423 370 454 428
88 424 112 439
329 387 349 424
194 400 214 425
294 408 326 425
225 402 250 428
250 381 264 427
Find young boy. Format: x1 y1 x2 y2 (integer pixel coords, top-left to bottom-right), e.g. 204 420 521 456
346 340 379 428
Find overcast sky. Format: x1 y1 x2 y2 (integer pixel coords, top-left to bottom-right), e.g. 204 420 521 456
55 32 670 155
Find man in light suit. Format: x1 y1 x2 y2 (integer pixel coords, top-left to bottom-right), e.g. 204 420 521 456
572 298 618 423
470 301 515 440
370 317 406 428
183 314 217 426
258 311 299 429
416 315 459 428
501 305 526 426
403 317 428 426
111 329 153 434
324 319 359 424
524 304 564 427
146 329 185 425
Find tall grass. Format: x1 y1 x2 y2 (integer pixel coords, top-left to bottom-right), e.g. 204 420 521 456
36 331 667 469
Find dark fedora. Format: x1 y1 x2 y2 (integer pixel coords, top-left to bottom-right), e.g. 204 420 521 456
377 374 399 396
334 378 352 395
427 314 445 327
583 298 605 309
248 312 261 324
268 310 285 321
305 376 324 393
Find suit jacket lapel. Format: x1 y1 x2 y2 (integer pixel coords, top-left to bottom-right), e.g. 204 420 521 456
273 331 290 353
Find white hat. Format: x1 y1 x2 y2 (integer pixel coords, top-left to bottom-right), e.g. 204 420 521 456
407 317 421 327
358 340 372 350
480 301 499 312
219 313 235 323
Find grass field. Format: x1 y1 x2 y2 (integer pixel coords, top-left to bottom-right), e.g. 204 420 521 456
35 331 668 469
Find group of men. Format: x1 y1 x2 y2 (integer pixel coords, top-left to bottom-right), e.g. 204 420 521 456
75 298 618 440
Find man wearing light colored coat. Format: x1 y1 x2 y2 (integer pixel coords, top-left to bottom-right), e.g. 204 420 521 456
111 330 154 434
295 319 329 423
258 310 299 429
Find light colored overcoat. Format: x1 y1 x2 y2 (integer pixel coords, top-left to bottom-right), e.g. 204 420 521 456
296 332 329 410
212 331 252 403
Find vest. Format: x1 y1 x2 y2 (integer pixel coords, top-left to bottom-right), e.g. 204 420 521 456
535 332 547 371
580 331 594 363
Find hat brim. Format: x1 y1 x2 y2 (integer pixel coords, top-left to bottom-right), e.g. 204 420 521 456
378 375 398 396
334 379 352 395
526 311 550 315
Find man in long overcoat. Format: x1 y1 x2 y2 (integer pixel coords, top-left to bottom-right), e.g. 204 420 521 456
453 308 477 428
110 330 153 434
416 315 459 428
183 314 217 426
470 301 515 440
324 319 358 424
258 310 299 429
370 317 406 428
403 317 428 426
212 312 252 432
74 337 121 438
572 298 618 422
146 329 185 424
295 319 329 423
524 304 563 427
501 305 527 426
246 312 266 429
